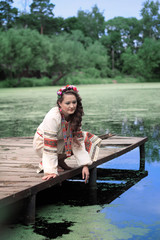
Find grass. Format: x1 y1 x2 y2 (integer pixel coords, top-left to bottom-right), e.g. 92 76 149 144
0 75 146 88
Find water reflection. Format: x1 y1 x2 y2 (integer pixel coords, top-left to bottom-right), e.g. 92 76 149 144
69 166 148 206
119 118 160 163
121 117 144 136
30 165 148 239
95 168 148 205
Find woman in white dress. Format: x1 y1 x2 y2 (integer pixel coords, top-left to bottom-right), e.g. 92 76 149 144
33 85 101 183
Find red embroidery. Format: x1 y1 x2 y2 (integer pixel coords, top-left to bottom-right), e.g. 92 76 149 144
44 138 57 148
84 133 93 153
37 131 43 138
86 132 94 139
84 138 92 153
65 122 69 130
76 131 83 138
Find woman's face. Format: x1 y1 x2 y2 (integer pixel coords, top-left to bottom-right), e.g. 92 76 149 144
59 94 77 117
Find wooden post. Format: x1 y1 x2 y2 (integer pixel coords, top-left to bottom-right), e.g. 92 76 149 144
23 194 36 225
89 167 97 189
88 167 97 204
139 144 145 171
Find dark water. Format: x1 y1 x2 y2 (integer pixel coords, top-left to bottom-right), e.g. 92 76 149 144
0 84 160 239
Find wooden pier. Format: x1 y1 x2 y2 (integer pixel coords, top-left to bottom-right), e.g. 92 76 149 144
0 135 148 224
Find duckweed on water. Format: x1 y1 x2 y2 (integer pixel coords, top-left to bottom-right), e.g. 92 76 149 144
35 205 150 240
3 205 150 240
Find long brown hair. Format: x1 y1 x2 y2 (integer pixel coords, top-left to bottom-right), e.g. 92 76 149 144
57 90 84 145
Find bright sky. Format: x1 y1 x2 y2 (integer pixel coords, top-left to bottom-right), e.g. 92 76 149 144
12 0 156 20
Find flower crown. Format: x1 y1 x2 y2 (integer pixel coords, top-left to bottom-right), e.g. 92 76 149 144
57 85 79 98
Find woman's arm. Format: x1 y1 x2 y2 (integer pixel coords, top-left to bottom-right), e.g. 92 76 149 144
42 110 60 180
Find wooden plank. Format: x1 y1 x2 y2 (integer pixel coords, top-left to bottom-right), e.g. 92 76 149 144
0 172 38 176
0 186 34 192
0 168 37 173
0 175 42 181
0 167 83 206
98 148 126 157
0 186 38 192
0 144 33 147
0 163 37 167
0 163 37 166
101 139 144 146
0 135 148 208
91 137 148 168
0 159 37 162
0 192 15 198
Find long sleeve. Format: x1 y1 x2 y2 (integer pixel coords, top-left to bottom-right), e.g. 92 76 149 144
42 110 60 175
72 130 92 166
72 131 102 166
72 141 92 166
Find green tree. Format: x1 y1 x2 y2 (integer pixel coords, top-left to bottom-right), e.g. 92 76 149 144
85 41 110 77
0 29 52 83
48 17 64 34
30 0 55 34
67 30 92 48
48 34 86 84
121 48 144 76
48 34 110 84
140 0 160 39
101 32 121 71
124 17 142 50
17 13 64 35
138 38 160 80
76 5 105 40
103 17 142 71
16 12 39 30
63 17 79 33
0 0 18 30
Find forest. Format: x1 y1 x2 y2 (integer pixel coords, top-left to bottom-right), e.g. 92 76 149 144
0 0 160 87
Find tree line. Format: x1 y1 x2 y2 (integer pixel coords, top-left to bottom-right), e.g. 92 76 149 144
0 0 160 86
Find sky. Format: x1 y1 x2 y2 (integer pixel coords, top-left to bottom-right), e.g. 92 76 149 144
12 0 155 21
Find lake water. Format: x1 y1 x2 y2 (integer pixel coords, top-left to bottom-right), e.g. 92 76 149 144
0 83 160 240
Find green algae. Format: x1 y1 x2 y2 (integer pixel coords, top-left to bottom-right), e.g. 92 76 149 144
1 83 160 138
37 205 150 240
46 206 159 240
2 204 151 240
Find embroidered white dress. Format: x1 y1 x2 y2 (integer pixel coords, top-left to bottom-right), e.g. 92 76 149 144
33 107 101 175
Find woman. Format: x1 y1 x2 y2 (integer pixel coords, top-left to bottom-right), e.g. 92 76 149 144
33 85 101 183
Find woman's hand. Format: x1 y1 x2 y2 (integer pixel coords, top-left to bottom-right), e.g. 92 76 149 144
82 165 89 184
42 173 57 180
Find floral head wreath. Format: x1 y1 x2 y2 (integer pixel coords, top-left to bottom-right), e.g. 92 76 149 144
57 85 79 99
